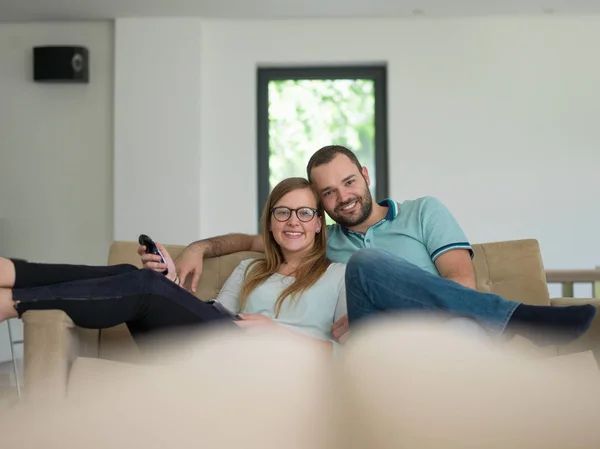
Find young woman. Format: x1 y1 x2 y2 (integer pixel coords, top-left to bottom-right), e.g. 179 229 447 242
0 178 346 354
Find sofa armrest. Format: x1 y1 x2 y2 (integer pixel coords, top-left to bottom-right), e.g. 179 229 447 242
22 310 100 401
550 298 600 362
551 297 600 307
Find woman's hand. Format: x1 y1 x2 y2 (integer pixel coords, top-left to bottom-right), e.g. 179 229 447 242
137 242 178 284
155 243 178 283
237 314 334 356
331 314 350 344
234 314 279 331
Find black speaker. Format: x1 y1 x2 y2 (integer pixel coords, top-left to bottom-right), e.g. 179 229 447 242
33 46 89 83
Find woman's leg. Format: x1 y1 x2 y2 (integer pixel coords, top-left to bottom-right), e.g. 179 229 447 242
0 257 16 288
3 269 233 340
0 289 18 322
0 256 138 289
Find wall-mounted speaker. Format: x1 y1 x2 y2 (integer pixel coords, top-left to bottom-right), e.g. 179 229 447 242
33 46 89 83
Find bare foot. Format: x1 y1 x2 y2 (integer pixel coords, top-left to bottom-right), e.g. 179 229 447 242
0 288 18 323
0 257 16 288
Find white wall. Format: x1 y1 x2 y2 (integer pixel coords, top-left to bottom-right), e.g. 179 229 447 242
1 16 598 364
197 17 600 273
0 21 114 362
0 21 114 262
113 18 203 245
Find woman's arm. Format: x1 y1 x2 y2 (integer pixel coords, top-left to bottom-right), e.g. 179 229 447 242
332 266 350 344
214 260 253 313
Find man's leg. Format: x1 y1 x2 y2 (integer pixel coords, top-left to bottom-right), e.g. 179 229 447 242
345 249 518 332
345 249 595 345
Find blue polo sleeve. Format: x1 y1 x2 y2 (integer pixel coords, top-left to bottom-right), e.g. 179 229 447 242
419 197 473 262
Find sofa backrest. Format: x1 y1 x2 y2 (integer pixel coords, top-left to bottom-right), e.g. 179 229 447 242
107 238 550 306
471 238 550 306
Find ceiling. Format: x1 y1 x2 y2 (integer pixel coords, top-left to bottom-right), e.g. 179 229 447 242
1 0 600 21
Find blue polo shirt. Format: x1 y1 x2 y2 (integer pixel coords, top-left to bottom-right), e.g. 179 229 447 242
326 196 473 276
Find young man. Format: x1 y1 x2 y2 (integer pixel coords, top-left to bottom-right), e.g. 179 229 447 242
155 146 595 346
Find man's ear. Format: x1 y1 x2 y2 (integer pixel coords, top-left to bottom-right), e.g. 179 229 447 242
361 166 371 186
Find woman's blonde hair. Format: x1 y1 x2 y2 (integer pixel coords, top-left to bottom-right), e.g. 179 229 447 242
238 177 330 317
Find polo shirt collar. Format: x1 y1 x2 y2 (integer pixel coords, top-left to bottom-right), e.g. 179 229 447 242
378 198 399 220
340 198 398 235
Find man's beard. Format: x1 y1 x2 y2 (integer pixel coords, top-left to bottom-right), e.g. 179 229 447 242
329 188 374 228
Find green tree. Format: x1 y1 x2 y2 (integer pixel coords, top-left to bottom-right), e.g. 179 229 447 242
268 79 376 194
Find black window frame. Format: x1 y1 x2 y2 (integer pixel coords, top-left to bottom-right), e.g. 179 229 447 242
256 65 389 224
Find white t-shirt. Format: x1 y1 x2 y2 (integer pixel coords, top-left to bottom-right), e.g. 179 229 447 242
216 259 347 345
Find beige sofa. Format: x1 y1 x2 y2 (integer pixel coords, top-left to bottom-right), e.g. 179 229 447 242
21 238 600 400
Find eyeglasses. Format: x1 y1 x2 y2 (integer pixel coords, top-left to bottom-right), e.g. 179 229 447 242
271 207 318 222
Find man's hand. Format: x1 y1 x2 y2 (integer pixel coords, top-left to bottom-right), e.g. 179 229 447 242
175 234 265 293
332 315 350 344
174 243 206 293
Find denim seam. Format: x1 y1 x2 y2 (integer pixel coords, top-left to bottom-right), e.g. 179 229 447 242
148 273 226 319
498 301 520 334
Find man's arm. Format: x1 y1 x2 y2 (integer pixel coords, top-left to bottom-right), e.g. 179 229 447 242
434 249 476 290
419 196 476 289
192 233 264 258
176 234 264 293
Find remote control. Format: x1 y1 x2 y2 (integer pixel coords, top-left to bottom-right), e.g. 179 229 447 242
138 234 168 275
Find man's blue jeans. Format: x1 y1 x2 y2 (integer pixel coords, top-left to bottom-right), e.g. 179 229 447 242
345 249 520 334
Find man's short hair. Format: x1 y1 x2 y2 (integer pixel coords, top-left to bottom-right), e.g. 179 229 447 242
306 145 362 183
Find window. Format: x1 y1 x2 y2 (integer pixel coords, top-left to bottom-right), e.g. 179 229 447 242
257 66 388 223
